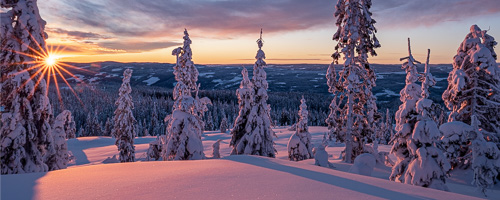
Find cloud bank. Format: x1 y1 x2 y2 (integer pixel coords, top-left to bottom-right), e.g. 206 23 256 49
37 0 499 54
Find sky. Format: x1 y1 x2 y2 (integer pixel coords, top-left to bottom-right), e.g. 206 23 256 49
27 0 500 64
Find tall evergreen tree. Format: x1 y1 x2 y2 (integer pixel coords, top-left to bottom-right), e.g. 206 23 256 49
1 0 55 174
230 67 254 154
325 61 341 141
442 25 500 137
150 102 159 136
231 30 276 157
404 50 451 191
206 113 215 131
85 109 101 136
112 69 137 162
46 110 72 170
220 116 228 133
163 29 209 160
331 0 381 163
61 110 76 139
390 38 422 183
103 117 113 137
288 97 313 161
382 108 393 144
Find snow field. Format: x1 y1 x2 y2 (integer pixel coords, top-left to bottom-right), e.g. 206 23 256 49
2 126 495 199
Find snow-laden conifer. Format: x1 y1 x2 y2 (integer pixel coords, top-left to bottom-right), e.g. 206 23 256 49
325 62 341 142
404 50 451 191
390 38 422 183
61 111 77 139
287 97 313 161
206 114 214 131
85 109 101 136
163 29 209 160
332 0 381 163
146 139 162 161
470 116 500 196
220 117 228 133
77 128 84 138
383 109 393 144
230 30 276 157
1 0 54 174
46 111 72 170
150 102 160 136
442 25 500 137
112 69 137 162
212 139 222 159
103 118 113 137
230 67 254 154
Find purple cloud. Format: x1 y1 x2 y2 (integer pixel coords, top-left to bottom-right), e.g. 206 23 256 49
46 28 112 40
41 0 499 38
37 0 499 55
42 0 335 37
372 0 500 28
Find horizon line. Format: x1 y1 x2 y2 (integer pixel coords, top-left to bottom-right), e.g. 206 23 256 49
63 60 464 66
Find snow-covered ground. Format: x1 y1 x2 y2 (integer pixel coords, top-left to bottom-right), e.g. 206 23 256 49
142 76 160 86
2 127 498 199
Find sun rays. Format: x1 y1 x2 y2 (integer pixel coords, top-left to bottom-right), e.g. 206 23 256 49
9 31 91 109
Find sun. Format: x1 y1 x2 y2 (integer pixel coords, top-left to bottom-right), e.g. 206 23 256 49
45 54 58 66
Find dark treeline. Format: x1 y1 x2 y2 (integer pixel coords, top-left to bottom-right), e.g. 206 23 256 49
49 83 342 137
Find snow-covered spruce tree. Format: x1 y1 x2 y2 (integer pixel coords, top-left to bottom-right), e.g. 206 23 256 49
325 61 342 142
163 29 209 160
442 25 500 137
1 0 55 174
46 111 72 170
230 67 254 154
404 50 451 191
103 117 112 137
220 116 228 133
287 97 313 161
85 109 101 136
383 109 393 144
77 128 84 138
470 115 500 196
206 114 214 131
142 118 149 136
62 111 77 139
135 119 143 137
212 139 222 159
390 38 422 183
230 30 276 157
332 0 381 163
111 69 137 162
146 139 162 161
150 102 159 136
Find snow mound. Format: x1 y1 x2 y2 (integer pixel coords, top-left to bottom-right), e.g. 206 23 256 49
349 153 376 176
1 155 481 200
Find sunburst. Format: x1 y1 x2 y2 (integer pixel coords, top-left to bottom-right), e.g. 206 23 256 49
9 31 93 109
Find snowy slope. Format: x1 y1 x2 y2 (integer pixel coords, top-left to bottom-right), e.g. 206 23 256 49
1 155 482 200
1 127 497 199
